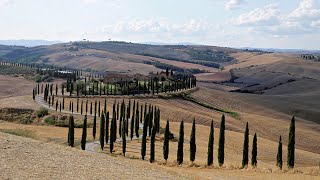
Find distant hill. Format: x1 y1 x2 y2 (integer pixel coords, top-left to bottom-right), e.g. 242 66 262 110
0 40 63 47
0 41 237 74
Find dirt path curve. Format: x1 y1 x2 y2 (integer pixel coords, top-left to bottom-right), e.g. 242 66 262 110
35 95 92 116
35 95 145 153
85 123 144 153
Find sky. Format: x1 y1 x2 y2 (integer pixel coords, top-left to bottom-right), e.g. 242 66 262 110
0 0 319 49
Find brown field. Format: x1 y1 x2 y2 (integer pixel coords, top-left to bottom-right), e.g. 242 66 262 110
0 75 35 99
226 52 300 71
195 72 231 82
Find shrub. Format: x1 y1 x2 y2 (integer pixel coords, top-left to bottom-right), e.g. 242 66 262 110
35 107 49 118
44 116 55 125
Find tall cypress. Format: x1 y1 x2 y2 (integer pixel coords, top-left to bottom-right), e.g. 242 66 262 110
104 98 107 115
68 116 75 147
287 116 295 168
126 105 129 136
55 100 58 111
76 98 79 113
32 89 35 100
90 101 93 115
122 117 126 156
130 109 134 140
135 105 139 138
251 133 257 167
242 122 249 168
141 114 148 160
207 120 214 166
105 111 109 144
98 101 101 117
81 100 83 115
163 120 170 163
110 115 114 153
81 115 87 150
277 135 283 169
218 114 225 166
99 112 105 150
150 126 156 163
177 121 184 165
190 118 196 163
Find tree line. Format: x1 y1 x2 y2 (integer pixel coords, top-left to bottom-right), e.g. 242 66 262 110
67 112 296 169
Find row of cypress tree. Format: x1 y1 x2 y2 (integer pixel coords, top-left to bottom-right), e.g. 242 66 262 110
66 106 295 169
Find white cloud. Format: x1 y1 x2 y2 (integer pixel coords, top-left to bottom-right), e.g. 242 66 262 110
0 0 14 7
229 4 280 26
229 1 320 36
311 20 320 27
82 0 97 4
288 0 320 19
101 19 212 35
225 0 247 10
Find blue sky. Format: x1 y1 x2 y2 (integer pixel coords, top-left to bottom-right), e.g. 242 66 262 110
0 0 319 49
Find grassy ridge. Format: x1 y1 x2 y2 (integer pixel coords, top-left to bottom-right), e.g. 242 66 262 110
0 129 37 139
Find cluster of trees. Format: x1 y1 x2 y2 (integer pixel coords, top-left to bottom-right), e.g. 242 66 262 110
301 54 319 60
0 61 36 68
65 99 161 156
34 73 197 100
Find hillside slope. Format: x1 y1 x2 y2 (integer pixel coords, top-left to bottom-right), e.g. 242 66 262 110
0 132 189 179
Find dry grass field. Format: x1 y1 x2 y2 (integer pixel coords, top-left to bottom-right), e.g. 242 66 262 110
1 47 320 179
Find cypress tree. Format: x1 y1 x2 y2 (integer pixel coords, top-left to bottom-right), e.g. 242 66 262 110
251 133 257 167
148 106 153 137
287 116 295 169
242 122 249 168
116 102 119 120
190 118 196 163
104 98 107 115
126 106 129 136
81 115 87 150
55 100 58 111
150 126 156 163
86 100 88 115
140 105 143 123
68 116 75 147
110 115 114 153
76 98 79 113
177 121 184 165
32 89 35 100
113 103 117 140
81 100 83 115
163 120 170 163
141 114 148 160
277 135 283 169
98 101 101 117
90 101 92 115
122 117 126 156
207 120 214 166
99 112 105 150
135 106 139 138
218 114 225 166
105 111 109 144
130 109 134 140
93 112 97 140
